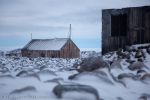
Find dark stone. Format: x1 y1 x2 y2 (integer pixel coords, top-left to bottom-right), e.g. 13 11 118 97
44 78 63 84
116 48 123 56
117 97 124 100
109 72 126 87
139 93 150 100
128 62 147 71
68 72 114 85
146 45 150 54
77 56 108 72
68 73 79 80
137 70 146 74
125 46 132 52
138 58 144 62
53 84 100 100
117 73 137 80
138 46 147 49
140 73 150 80
135 49 143 58
116 48 131 59
126 59 136 64
135 49 146 58
110 60 122 69
16 71 28 77
10 86 36 94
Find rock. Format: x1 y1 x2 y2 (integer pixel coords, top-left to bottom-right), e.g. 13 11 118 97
137 70 146 74
138 58 144 62
117 97 124 100
77 56 108 72
116 48 124 56
139 93 150 100
68 73 79 80
37 70 57 76
16 70 28 77
68 72 114 85
123 53 131 59
128 62 147 71
110 60 122 69
118 73 138 80
116 48 131 59
0 74 14 79
44 78 63 84
39 65 47 70
126 59 136 64
10 86 36 94
131 45 138 52
125 46 132 52
109 72 126 87
0 67 10 73
138 46 147 50
139 95 147 100
135 49 146 58
140 73 150 81
146 45 150 54
53 84 100 100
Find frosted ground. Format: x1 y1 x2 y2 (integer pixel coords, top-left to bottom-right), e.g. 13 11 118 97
0 47 150 100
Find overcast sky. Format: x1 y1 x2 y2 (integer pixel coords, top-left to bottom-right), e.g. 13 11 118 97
0 0 150 51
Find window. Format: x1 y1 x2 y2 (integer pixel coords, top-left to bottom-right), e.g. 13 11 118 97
111 14 127 36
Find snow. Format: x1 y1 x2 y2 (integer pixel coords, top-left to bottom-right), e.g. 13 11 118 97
0 47 150 100
132 43 150 49
23 38 68 50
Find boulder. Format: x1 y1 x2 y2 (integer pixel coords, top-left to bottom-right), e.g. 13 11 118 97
138 58 144 62
125 46 132 52
140 73 150 81
53 84 100 100
10 86 36 94
135 49 146 58
128 62 147 71
76 56 108 72
110 60 122 70
137 70 146 74
68 72 114 85
139 93 150 100
126 59 135 64
116 48 131 59
118 73 138 80
146 45 150 54
116 48 124 57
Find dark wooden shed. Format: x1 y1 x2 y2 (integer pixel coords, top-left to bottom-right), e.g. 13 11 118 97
102 6 150 54
21 38 80 58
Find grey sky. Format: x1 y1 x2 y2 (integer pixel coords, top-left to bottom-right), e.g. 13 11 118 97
0 0 150 50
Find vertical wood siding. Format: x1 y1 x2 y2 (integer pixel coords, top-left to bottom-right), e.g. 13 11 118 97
102 6 150 54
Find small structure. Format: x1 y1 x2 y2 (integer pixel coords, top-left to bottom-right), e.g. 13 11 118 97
21 38 80 58
102 6 150 54
6 49 21 57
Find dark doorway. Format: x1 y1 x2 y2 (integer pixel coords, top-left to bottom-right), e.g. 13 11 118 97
111 14 127 36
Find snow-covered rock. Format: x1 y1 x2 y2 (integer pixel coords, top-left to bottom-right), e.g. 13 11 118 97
0 44 150 100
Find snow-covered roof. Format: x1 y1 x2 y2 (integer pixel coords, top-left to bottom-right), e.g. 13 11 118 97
23 38 69 50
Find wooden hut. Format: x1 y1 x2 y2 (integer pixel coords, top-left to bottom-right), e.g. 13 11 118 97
21 38 80 58
102 6 150 54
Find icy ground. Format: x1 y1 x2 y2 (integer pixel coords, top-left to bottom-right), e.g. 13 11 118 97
0 49 150 100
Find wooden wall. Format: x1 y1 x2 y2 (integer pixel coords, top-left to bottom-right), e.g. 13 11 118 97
60 39 80 58
102 6 150 54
